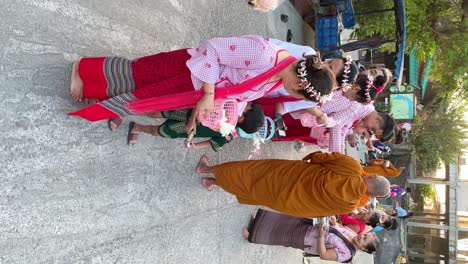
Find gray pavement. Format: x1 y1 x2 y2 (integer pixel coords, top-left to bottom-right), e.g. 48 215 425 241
0 1 314 263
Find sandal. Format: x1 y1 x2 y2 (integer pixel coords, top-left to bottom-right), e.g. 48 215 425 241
108 117 123 132
127 121 139 145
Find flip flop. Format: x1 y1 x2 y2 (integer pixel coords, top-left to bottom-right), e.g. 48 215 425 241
127 121 139 145
108 117 123 132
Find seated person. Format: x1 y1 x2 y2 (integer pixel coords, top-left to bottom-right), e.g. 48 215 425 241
340 209 380 234
372 212 399 233
127 102 264 152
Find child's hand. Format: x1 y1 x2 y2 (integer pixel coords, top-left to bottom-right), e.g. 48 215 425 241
317 222 325 237
196 95 214 120
346 134 358 147
317 113 328 126
186 118 197 136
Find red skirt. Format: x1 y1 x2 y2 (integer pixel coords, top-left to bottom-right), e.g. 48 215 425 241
69 49 194 121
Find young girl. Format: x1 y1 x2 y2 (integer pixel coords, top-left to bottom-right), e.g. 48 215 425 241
273 67 395 152
126 102 264 152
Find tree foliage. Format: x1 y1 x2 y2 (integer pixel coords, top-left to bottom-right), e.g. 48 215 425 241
352 0 468 97
412 97 468 174
352 0 468 173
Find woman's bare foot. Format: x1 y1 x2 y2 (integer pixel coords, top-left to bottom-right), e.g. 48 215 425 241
201 177 215 191
196 155 209 173
242 227 249 240
70 61 84 102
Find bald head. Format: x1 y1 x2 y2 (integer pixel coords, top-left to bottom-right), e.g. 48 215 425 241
364 175 391 198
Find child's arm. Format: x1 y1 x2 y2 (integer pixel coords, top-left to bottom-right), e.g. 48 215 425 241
274 103 286 131
186 109 198 135
275 102 285 114
190 140 212 150
304 106 328 126
184 139 211 150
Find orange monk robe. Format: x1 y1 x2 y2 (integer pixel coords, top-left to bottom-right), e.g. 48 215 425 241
212 152 368 218
363 159 400 177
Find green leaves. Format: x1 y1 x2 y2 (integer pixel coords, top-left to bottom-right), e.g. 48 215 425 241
412 98 468 174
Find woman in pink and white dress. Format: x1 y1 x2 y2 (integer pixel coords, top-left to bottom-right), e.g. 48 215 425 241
68 35 335 136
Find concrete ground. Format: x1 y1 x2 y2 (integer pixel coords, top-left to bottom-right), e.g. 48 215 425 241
0 1 375 263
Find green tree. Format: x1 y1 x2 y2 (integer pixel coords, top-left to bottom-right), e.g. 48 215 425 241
412 97 468 174
352 0 468 97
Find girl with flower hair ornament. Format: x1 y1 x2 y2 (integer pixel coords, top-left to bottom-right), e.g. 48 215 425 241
257 56 359 131
270 65 395 152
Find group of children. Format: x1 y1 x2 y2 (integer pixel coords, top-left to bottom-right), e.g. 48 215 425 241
101 38 399 158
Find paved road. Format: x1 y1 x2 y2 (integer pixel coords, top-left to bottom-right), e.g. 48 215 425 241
0 1 314 263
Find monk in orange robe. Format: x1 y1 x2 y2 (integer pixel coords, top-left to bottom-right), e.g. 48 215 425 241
195 152 390 218
363 159 404 177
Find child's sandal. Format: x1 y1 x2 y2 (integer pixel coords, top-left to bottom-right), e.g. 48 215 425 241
127 122 139 145
108 117 123 132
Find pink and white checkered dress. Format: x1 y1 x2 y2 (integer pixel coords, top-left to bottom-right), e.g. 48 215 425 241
187 35 284 112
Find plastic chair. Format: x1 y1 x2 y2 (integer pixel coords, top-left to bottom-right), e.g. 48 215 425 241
237 116 276 141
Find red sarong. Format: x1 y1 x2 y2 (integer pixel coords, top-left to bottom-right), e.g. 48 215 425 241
69 49 193 121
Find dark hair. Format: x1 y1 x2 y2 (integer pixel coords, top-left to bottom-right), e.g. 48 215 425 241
388 209 397 217
355 76 379 104
363 235 380 254
378 112 396 142
389 218 399 230
296 55 335 102
393 128 407 144
336 59 358 86
360 67 393 88
367 212 381 228
400 211 414 219
237 102 265 133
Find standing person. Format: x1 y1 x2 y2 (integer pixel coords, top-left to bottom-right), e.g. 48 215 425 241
243 210 380 263
68 35 335 126
126 102 265 152
195 151 391 218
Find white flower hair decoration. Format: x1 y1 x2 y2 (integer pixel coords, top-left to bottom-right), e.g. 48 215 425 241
365 75 375 103
297 60 333 103
341 56 353 92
